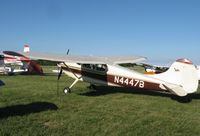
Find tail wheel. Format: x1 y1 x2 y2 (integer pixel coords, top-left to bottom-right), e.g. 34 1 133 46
63 87 71 94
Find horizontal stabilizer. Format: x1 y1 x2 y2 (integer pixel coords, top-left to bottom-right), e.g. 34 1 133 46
149 59 199 96
162 83 187 96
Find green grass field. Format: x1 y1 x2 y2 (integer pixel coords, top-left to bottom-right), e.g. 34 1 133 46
0 66 200 136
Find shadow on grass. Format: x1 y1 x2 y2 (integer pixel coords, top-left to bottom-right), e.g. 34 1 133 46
0 102 58 119
0 80 5 86
80 86 200 103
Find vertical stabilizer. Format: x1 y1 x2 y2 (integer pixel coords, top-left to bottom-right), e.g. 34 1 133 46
150 59 198 96
24 45 30 53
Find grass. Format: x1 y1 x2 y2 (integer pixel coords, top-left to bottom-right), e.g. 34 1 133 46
0 66 200 136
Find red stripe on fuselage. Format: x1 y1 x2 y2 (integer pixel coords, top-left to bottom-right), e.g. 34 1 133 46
61 66 162 91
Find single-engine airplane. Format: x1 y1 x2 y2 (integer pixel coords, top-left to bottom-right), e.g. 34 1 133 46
0 52 29 74
0 45 30 74
19 52 199 97
1 45 43 75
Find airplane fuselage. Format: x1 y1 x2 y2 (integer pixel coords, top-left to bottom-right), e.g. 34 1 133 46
59 62 168 93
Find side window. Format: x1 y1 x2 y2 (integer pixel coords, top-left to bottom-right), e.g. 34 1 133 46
95 64 107 72
82 64 107 72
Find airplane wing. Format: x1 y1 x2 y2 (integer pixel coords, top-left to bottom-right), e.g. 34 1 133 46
20 52 146 65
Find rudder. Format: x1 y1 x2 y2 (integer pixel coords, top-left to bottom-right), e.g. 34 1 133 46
150 59 198 96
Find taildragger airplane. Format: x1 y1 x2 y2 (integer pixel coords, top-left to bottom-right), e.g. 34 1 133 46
19 52 199 97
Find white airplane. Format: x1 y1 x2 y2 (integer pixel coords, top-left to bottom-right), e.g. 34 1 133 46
23 52 198 97
1 45 43 75
0 45 30 74
0 54 28 74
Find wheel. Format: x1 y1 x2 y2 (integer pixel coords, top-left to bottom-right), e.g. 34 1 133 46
63 87 71 94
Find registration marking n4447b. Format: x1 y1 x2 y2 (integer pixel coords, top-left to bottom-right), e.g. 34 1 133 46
114 76 145 88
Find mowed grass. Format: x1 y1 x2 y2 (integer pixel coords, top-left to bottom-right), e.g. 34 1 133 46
0 66 200 136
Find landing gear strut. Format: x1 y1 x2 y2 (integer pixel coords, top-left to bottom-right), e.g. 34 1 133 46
63 79 79 94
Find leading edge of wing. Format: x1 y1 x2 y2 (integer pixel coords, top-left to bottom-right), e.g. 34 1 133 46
24 52 147 64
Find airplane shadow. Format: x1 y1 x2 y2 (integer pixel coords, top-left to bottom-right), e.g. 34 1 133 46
0 102 58 119
80 86 200 103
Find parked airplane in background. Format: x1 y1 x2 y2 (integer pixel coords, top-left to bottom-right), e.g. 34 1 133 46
1 45 43 75
0 53 29 74
0 45 30 74
17 51 198 97
141 63 169 74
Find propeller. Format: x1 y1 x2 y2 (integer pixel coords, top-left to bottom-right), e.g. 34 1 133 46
57 66 63 96
56 49 70 95
57 67 63 81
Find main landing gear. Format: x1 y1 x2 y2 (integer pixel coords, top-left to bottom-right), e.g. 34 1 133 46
63 79 79 94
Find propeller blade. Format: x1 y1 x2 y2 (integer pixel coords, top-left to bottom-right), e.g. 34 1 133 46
57 66 63 96
57 68 63 80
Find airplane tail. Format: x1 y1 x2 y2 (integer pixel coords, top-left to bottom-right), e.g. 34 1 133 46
24 45 30 53
150 59 198 96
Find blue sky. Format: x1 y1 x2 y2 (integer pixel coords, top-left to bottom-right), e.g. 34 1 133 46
0 0 199 63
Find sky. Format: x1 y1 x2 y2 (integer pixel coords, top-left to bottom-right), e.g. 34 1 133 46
0 0 200 63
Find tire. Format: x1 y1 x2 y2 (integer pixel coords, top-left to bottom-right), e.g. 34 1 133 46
63 87 71 94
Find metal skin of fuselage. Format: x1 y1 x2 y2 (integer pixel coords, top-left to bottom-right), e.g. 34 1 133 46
59 62 170 94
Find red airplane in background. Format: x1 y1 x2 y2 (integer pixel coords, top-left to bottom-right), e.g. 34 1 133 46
1 45 43 75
